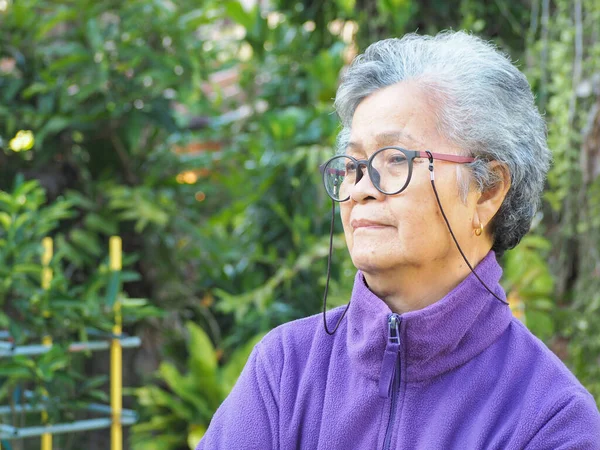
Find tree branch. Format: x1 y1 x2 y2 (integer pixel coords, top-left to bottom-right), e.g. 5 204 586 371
569 0 583 126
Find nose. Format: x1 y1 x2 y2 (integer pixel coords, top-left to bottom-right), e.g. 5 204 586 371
350 164 384 203
355 163 381 186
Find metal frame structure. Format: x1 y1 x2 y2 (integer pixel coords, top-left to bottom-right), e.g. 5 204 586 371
0 237 140 450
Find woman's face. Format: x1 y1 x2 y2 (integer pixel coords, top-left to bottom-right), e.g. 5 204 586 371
340 82 479 275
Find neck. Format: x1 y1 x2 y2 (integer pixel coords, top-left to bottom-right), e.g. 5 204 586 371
362 251 490 314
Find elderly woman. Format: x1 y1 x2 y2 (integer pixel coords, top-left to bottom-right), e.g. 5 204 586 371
197 31 600 449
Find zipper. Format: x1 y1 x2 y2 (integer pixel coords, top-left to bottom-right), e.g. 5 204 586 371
380 313 401 450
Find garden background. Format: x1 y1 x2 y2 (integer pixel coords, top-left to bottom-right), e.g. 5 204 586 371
1 0 600 448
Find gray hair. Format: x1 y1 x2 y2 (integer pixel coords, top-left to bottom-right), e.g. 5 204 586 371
334 31 551 255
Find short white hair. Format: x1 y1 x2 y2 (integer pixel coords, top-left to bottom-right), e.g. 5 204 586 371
334 30 551 254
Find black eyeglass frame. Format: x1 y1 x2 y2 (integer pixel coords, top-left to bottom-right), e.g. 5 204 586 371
320 146 475 202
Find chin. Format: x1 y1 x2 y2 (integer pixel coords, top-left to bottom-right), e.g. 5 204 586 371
349 244 426 274
350 252 394 273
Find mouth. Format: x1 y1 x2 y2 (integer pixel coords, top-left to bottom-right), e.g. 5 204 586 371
351 219 391 230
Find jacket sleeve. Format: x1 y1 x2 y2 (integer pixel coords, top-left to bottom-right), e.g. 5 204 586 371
196 343 280 450
524 390 600 450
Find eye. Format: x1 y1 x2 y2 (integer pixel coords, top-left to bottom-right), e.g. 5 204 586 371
387 154 407 165
345 161 357 173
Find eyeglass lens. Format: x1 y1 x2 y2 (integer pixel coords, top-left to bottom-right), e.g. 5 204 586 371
323 149 409 201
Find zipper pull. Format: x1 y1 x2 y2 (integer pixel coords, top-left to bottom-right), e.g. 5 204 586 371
378 313 401 398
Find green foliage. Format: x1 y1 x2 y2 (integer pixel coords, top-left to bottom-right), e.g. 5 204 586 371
0 0 221 319
1 3 234 444
1 0 600 444
0 0 208 144
0 178 151 341
522 0 600 402
206 0 600 408
167 3 354 353
0 348 109 424
503 235 555 340
130 322 264 450
0 179 73 334
0 178 89 340
0 177 154 437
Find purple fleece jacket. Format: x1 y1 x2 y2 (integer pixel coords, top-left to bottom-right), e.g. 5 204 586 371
197 252 600 449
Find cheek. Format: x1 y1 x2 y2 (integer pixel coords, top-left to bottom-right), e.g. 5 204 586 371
339 204 353 250
389 209 428 249
386 187 446 248
412 181 474 247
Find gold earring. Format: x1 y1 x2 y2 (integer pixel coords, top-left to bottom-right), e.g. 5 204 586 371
474 223 484 237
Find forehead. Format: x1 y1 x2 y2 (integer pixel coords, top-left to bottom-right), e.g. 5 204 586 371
346 82 435 156
346 130 418 157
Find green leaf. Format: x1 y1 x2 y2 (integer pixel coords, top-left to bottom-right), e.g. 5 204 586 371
224 1 254 29
84 213 119 235
187 322 217 379
158 362 187 391
37 7 78 39
0 365 31 378
105 272 121 307
186 322 217 380
177 9 210 30
13 264 41 275
188 424 207 449
131 431 183 450
526 310 555 341
70 229 103 257
0 212 12 229
14 179 42 199
121 298 149 308
221 333 264 393
157 363 203 417
64 190 97 210
36 117 71 148
85 18 103 51
21 82 50 99
0 192 16 212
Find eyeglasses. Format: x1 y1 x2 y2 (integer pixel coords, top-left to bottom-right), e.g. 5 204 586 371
319 146 506 335
320 146 475 202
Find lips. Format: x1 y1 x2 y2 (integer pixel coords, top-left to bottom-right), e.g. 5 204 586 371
350 219 390 229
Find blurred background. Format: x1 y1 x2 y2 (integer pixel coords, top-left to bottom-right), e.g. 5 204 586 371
1 0 599 448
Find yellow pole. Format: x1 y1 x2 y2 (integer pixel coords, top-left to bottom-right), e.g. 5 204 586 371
110 236 123 450
41 237 53 450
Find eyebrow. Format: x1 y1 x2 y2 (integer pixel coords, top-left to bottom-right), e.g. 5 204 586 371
346 130 419 153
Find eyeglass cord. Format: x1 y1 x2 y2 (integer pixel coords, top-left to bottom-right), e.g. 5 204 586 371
323 201 350 335
425 151 508 307
322 152 508 335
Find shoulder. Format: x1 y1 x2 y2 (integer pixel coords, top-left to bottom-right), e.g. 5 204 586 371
499 318 600 443
254 305 348 376
523 385 600 448
504 318 590 393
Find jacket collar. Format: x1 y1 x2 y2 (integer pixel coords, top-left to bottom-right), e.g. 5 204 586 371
345 251 513 383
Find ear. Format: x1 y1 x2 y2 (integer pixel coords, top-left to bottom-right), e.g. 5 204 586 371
472 161 511 235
